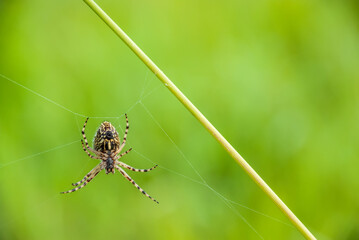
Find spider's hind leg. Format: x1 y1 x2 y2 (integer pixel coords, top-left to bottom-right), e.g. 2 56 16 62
81 118 103 156
115 114 130 154
81 139 101 160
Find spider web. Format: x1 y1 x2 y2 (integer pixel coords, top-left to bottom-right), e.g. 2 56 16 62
0 72 294 239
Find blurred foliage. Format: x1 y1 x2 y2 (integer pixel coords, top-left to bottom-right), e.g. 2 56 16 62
0 0 358 239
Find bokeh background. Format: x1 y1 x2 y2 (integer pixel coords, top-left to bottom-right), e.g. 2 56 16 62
0 0 358 239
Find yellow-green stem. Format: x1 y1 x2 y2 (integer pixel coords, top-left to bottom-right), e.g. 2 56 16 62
83 0 316 239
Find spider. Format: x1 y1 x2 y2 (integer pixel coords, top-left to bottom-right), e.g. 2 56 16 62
61 114 159 204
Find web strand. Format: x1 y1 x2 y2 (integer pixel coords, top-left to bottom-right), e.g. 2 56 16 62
137 102 266 238
0 139 80 169
117 122 266 238
1 72 292 238
139 101 208 185
133 149 290 228
0 73 157 119
0 73 87 118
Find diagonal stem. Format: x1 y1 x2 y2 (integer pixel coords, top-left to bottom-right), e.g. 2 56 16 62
82 1 316 239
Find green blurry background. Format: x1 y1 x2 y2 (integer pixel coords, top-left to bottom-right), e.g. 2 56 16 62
0 0 358 239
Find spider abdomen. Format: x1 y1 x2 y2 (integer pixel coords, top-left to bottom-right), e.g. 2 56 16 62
93 121 120 153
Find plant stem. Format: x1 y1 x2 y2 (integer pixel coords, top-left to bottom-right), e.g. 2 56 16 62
82 0 316 239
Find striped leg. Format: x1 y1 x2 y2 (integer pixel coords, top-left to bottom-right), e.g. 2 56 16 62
115 165 159 204
61 165 103 194
117 162 158 172
82 117 102 156
81 139 100 160
72 164 102 186
117 148 132 159
116 114 130 154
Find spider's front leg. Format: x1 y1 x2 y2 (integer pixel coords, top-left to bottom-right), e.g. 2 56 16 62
61 164 103 194
71 164 102 186
115 165 159 204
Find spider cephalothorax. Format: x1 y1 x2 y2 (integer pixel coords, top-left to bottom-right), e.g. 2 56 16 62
61 114 159 203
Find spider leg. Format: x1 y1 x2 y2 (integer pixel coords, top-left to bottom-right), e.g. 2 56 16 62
117 162 158 173
115 113 129 154
115 148 132 160
82 117 103 156
81 139 101 160
71 164 102 186
61 164 103 194
115 165 159 204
